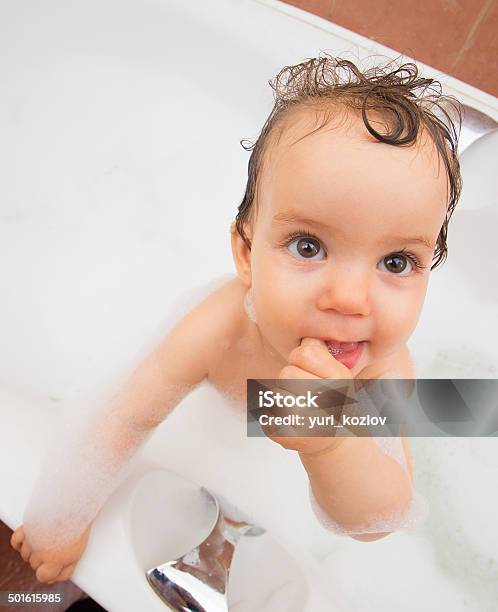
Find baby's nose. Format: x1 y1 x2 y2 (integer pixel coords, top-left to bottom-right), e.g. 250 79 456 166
318 270 372 317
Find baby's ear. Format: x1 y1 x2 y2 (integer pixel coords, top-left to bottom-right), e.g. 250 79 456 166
230 221 252 287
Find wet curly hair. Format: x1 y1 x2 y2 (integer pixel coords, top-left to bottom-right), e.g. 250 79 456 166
235 54 463 271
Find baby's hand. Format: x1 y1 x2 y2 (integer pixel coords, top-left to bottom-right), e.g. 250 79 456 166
10 523 91 584
281 337 354 381
268 337 354 455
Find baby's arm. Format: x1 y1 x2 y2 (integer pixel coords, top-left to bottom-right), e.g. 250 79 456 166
272 339 417 541
302 350 416 541
301 433 414 542
11 299 214 583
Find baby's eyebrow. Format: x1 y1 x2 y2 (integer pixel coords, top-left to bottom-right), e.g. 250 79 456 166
272 212 435 250
273 212 330 231
385 235 435 250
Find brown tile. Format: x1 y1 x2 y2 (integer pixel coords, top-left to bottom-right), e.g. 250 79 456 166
280 0 497 95
326 0 487 72
281 0 331 20
451 0 498 97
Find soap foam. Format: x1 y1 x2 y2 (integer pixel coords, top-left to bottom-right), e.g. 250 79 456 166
373 436 408 474
23 402 152 550
22 278 238 552
22 377 198 551
244 288 257 323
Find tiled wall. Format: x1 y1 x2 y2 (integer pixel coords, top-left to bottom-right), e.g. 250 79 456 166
282 0 498 98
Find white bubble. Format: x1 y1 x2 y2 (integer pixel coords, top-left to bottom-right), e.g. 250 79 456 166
373 437 408 473
23 397 153 549
22 278 234 552
244 289 257 323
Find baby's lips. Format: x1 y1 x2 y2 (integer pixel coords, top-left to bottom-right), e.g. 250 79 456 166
299 337 360 353
325 340 361 354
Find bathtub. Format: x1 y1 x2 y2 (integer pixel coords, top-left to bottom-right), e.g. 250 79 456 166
1 0 498 610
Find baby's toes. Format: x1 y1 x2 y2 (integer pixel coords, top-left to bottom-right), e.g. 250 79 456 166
20 540 32 562
36 562 63 584
10 526 24 551
29 551 43 571
54 563 76 583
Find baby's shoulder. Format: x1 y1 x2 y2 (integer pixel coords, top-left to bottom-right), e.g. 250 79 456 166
198 276 265 393
190 274 249 359
152 276 246 392
199 275 247 331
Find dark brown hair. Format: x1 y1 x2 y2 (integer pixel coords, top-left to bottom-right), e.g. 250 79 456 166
235 54 463 271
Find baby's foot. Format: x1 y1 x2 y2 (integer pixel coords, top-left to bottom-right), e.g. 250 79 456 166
10 524 91 584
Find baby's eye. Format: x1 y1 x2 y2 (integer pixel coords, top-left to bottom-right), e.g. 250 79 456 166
287 236 325 261
378 253 417 276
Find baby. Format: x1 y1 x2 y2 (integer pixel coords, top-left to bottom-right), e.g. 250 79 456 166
11 55 462 584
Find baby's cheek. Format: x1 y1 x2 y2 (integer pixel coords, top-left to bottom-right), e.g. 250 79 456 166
257 286 303 340
373 293 423 349
267 280 302 317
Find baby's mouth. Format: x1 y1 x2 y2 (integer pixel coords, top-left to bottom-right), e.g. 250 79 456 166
324 340 363 355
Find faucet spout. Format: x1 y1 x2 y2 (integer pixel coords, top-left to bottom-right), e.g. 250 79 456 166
146 488 264 611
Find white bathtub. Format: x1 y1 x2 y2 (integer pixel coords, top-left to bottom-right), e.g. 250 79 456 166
1 0 498 610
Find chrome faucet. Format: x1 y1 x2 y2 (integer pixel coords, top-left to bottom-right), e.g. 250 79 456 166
146 488 264 611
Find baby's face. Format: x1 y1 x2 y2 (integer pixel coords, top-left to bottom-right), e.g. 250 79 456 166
236 108 449 375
